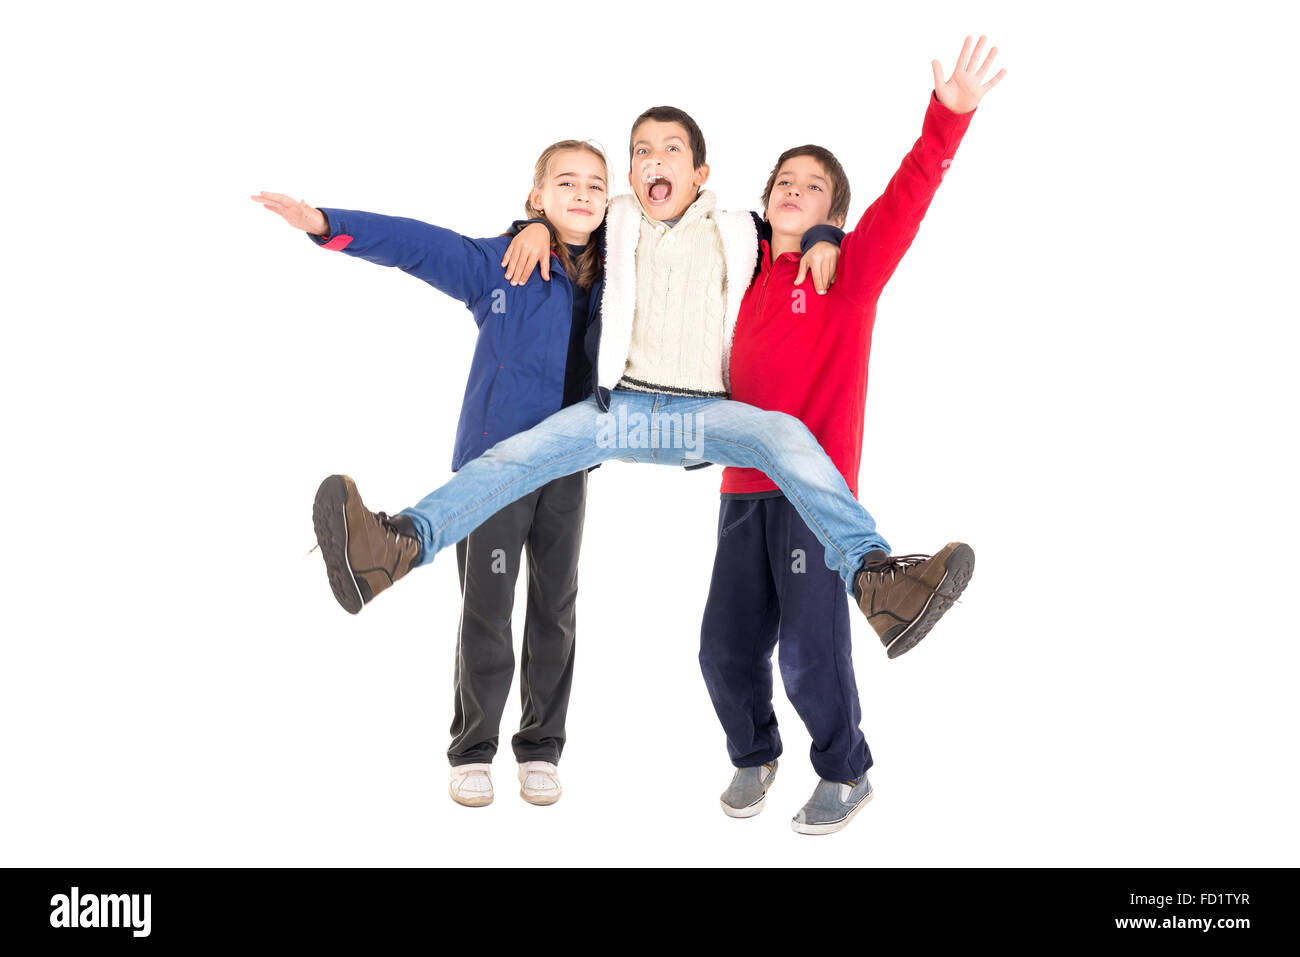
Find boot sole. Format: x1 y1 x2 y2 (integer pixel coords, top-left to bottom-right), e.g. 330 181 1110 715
884 544 975 659
313 475 364 615
791 787 874 835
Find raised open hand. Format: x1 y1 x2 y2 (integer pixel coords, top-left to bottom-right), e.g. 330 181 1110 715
932 36 1006 115
251 191 329 236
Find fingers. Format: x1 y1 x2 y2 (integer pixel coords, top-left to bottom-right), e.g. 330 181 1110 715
516 252 538 285
955 35 973 73
254 191 295 206
252 193 293 222
982 67 1007 92
539 252 550 281
794 260 809 287
503 237 529 282
975 45 998 79
815 259 832 295
517 252 536 285
964 36 987 74
932 58 945 89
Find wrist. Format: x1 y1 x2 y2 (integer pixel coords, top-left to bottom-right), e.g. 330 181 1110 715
800 224 845 255
510 217 555 241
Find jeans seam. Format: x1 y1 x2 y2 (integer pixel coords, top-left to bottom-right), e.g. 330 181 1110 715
696 430 852 571
431 444 598 542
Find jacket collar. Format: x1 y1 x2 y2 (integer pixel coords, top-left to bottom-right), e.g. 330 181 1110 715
759 237 800 271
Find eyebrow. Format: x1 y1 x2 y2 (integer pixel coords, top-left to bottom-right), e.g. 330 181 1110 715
778 169 829 183
633 135 685 149
553 171 608 184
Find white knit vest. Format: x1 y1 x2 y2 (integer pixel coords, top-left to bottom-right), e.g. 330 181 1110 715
598 192 759 398
617 191 727 396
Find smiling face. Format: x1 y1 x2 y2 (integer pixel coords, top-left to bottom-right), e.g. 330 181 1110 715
764 154 843 238
628 119 709 221
529 148 609 245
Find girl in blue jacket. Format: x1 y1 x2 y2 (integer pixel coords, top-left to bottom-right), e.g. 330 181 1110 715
252 139 609 809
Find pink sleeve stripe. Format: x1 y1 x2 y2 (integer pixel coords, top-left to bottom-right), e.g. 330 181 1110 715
322 234 353 252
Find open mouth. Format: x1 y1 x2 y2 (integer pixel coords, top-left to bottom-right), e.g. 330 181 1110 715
643 173 673 205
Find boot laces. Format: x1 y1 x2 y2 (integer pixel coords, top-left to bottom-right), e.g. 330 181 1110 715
861 553 930 584
376 511 405 544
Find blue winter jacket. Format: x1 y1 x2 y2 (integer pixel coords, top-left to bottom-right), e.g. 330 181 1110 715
310 208 602 471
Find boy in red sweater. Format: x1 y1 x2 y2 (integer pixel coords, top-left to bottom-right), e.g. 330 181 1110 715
700 36 1005 834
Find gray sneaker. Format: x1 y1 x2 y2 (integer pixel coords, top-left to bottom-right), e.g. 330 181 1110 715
791 774 873 835
719 760 778 818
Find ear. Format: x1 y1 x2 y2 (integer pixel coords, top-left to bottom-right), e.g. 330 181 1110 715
694 163 710 187
528 186 545 212
833 214 846 229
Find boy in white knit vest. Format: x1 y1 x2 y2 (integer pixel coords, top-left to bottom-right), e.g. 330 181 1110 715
508 107 841 400
312 108 973 667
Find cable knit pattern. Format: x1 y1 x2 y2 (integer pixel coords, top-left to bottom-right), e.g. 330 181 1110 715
599 192 758 397
619 192 727 396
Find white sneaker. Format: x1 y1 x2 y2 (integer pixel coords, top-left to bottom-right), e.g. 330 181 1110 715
449 763 494 807
517 761 562 806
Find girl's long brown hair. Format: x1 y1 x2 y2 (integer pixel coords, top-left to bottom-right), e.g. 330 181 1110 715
524 140 606 290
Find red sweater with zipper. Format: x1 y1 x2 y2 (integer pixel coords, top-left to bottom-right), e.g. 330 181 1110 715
722 90 975 498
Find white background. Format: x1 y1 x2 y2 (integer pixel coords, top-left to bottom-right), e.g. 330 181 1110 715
2 0 1296 867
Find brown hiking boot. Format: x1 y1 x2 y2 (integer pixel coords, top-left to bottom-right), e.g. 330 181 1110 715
312 475 421 614
854 543 975 658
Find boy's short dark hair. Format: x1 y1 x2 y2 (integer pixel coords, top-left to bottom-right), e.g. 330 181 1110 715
760 145 851 225
629 106 707 170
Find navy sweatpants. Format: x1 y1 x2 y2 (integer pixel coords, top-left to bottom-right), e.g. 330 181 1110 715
698 494 872 782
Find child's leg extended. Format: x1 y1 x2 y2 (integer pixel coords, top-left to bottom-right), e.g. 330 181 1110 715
648 395 891 594
394 388 662 559
659 397 974 657
312 389 640 614
397 394 627 563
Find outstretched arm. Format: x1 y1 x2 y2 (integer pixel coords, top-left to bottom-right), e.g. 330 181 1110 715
252 191 495 306
836 36 1006 306
254 191 330 235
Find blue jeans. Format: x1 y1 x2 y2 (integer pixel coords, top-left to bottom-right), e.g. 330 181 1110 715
398 389 890 592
